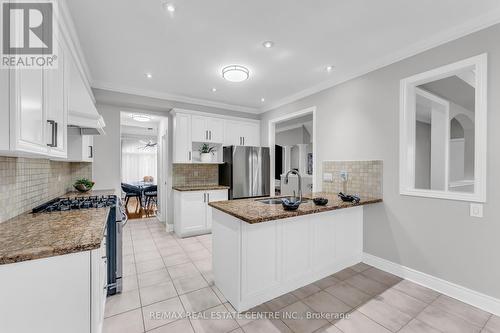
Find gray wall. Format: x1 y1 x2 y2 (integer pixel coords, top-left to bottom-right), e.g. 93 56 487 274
276 126 310 146
260 24 500 298
415 121 431 189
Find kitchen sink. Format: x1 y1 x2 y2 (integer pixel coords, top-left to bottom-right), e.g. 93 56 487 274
255 197 309 204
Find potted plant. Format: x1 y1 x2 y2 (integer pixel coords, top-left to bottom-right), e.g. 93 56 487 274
73 178 95 193
199 143 216 163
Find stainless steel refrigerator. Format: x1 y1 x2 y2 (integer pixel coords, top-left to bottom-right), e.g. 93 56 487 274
219 146 270 199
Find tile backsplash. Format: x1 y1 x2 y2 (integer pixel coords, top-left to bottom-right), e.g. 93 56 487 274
172 163 219 187
322 160 383 198
0 157 92 223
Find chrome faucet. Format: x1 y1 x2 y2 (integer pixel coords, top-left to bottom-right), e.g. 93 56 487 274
284 170 302 202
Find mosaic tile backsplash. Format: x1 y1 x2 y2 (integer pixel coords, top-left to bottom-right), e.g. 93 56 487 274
0 157 92 223
322 160 383 199
172 163 219 187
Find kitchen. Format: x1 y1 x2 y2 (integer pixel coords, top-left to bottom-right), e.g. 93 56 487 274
1 1 500 333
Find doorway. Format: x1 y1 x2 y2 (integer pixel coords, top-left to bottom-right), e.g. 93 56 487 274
268 107 317 197
120 112 168 222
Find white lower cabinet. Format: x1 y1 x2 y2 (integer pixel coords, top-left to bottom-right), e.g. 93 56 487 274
174 189 228 237
0 246 107 333
213 206 363 312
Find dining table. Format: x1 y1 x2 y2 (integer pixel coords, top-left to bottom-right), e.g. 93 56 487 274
128 181 157 207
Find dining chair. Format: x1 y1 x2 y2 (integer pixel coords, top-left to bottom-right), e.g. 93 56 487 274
143 185 157 210
121 183 143 210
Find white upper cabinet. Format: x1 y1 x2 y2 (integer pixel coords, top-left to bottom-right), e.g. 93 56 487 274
172 109 260 164
14 66 46 154
191 115 225 143
67 128 94 162
173 112 192 163
45 37 68 158
0 37 68 158
225 120 260 146
241 122 260 146
207 117 225 143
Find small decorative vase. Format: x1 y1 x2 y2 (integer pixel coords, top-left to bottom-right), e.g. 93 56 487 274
74 184 93 193
200 153 212 163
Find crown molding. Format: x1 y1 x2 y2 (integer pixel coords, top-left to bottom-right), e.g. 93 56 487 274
92 81 260 114
259 8 500 113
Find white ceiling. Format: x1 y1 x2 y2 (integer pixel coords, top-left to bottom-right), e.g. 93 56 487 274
66 0 500 113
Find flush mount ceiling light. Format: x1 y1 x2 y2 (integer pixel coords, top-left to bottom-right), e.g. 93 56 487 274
131 114 152 122
222 65 249 82
326 65 334 72
261 97 265 102
145 73 153 79
211 87 217 92
262 41 274 48
162 1 175 12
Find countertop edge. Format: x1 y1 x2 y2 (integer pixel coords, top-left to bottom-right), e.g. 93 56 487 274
209 198 383 224
0 241 103 265
173 185 230 192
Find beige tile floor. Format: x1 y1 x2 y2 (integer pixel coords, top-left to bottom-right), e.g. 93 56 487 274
103 217 499 333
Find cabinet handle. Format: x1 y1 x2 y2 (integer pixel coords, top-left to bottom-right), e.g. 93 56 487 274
89 146 93 158
203 193 206 202
205 130 208 140
243 137 245 146
188 151 192 161
207 193 210 202
46 120 58 147
209 131 212 141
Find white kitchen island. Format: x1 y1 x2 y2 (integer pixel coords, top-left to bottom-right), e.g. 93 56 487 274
209 194 382 312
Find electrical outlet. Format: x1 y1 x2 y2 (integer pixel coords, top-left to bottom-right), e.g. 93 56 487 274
340 170 349 182
470 203 483 218
323 172 333 182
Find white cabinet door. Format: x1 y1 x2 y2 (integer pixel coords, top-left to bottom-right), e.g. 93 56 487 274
82 135 94 162
224 120 242 146
206 190 228 229
242 122 260 146
179 191 207 234
207 118 224 143
45 37 68 158
12 67 47 154
192 115 207 142
173 113 192 163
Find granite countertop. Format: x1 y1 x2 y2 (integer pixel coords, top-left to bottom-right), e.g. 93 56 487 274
208 192 382 224
0 189 117 265
173 185 230 191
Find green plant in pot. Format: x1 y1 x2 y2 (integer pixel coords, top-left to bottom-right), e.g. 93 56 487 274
73 178 95 193
199 143 216 163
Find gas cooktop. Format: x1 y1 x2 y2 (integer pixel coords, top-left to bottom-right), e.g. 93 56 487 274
32 195 117 213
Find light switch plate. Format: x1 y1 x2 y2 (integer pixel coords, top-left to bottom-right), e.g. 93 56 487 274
323 173 333 182
470 203 483 218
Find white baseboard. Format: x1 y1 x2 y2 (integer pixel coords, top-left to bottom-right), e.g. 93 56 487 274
166 223 174 232
363 252 500 316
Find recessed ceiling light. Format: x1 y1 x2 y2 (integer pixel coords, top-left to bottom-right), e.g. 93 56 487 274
222 65 249 82
131 114 152 122
262 41 274 48
211 87 217 92
162 2 175 12
145 73 153 79
261 98 265 102
326 65 334 72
